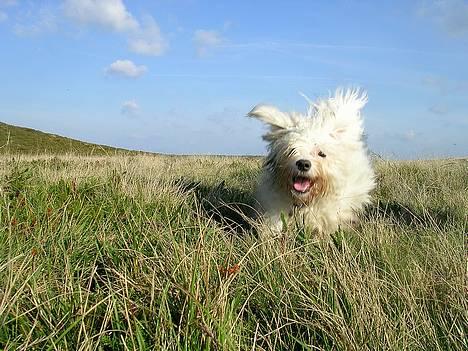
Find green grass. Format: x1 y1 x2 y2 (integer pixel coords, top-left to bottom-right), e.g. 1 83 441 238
0 122 136 155
0 154 466 350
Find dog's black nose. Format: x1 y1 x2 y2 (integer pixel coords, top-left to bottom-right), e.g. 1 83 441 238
296 159 311 172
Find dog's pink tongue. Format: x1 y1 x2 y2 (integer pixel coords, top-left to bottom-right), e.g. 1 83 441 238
293 177 311 192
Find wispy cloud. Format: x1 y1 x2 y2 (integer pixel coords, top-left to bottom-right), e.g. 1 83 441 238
421 75 468 94
14 7 57 36
419 0 468 37
193 29 224 57
0 0 17 6
0 0 14 22
218 41 463 57
155 73 346 82
387 129 419 143
128 15 168 56
121 100 139 116
105 59 147 78
223 20 233 31
402 130 416 141
428 104 449 115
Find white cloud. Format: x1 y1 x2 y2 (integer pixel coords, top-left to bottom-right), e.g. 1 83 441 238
63 0 138 32
193 29 224 57
128 15 168 56
0 11 7 22
106 59 147 78
420 0 468 37
63 1 168 56
121 100 139 116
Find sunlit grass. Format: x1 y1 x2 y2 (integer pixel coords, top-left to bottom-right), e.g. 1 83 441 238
0 122 133 155
0 154 466 350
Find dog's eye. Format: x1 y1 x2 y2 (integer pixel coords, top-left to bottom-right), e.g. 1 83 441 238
287 148 296 157
318 151 326 158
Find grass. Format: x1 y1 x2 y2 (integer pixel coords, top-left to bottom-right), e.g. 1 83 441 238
0 122 135 155
0 153 466 350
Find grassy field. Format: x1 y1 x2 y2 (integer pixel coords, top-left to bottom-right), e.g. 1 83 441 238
0 153 466 350
0 122 135 155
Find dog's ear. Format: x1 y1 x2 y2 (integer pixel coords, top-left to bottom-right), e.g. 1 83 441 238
248 105 294 130
328 88 367 141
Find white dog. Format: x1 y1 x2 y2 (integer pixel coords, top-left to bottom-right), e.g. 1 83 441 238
248 89 375 235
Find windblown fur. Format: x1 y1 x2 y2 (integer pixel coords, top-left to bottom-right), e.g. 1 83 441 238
248 88 375 234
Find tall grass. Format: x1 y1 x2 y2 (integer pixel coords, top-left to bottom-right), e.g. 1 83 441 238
0 154 466 350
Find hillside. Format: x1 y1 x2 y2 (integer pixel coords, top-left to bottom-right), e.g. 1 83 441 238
0 122 134 155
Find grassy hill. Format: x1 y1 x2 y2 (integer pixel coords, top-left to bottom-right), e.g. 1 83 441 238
0 153 466 350
0 122 134 155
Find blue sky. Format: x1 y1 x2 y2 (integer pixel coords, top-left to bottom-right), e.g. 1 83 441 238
0 0 467 158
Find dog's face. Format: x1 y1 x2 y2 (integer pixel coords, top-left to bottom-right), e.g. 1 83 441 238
260 122 334 205
249 89 367 205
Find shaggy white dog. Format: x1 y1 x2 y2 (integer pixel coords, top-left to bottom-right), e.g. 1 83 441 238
248 89 375 235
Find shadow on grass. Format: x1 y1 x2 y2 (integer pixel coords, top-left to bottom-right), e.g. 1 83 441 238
177 177 463 235
175 178 258 234
369 200 462 228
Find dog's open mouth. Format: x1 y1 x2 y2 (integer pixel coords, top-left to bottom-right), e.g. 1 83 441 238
292 176 312 193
